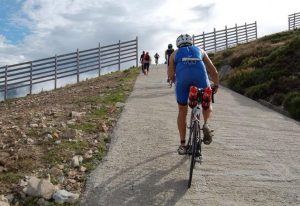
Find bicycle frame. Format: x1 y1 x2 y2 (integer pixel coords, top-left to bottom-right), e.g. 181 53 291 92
187 104 202 158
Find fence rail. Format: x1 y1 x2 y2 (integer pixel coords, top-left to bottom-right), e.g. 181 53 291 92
193 22 257 53
0 37 138 101
288 12 300 30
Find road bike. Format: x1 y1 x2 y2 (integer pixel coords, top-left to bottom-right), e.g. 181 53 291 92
186 86 215 188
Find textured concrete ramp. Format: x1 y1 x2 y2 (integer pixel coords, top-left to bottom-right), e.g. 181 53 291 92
81 65 300 206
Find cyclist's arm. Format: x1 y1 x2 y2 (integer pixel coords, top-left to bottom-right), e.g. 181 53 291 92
168 51 177 81
203 51 219 91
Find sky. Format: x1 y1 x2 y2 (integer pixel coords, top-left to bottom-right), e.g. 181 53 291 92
0 0 300 66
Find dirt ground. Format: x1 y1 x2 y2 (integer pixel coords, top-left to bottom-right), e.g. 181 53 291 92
0 68 139 204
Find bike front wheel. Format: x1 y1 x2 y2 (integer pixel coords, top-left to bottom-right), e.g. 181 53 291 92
188 123 199 188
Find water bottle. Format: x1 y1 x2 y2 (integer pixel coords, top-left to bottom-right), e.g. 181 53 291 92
202 87 212 109
188 86 198 108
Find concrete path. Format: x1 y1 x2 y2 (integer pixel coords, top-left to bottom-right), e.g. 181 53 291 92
81 65 300 206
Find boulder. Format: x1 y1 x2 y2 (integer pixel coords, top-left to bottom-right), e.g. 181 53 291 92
0 195 9 206
53 190 79 204
23 177 56 200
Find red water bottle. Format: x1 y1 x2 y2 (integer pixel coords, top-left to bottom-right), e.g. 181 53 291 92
188 86 198 108
202 87 212 109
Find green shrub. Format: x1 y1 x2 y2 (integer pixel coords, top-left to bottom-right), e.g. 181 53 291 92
283 92 300 120
270 93 286 106
244 80 274 100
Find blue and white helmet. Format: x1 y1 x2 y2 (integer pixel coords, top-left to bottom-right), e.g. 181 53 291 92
176 34 193 48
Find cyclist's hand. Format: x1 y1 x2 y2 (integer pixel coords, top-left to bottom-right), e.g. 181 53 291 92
212 85 219 94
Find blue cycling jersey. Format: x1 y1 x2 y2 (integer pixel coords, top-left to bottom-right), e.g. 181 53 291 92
174 46 210 105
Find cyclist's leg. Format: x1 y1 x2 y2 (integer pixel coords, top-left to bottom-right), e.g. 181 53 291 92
178 104 188 144
192 67 213 144
176 79 190 154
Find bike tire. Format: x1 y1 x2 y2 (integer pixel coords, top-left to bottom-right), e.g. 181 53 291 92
188 123 198 188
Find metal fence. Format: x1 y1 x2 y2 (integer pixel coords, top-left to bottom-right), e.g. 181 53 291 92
193 22 257 53
0 37 138 101
288 12 300 30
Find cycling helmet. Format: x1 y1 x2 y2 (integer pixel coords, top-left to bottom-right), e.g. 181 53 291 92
176 34 193 48
168 44 173 49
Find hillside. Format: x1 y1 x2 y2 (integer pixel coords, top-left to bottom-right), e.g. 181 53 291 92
209 29 300 120
0 68 139 205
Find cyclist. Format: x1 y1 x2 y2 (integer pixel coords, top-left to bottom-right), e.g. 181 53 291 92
143 52 151 75
167 34 219 155
165 44 174 84
154 53 160 65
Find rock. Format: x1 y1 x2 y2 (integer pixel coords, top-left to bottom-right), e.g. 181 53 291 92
79 166 87 172
0 195 9 206
44 134 53 141
0 166 7 173
67 170 77 178
71 155 83 168
53 132 59 139
56 164 64 170
30 123 39 128
67 119 76 125
62 129 78 139
23 177 56 200
70 111 86 119
84 152 93 159
116 102 125 108
101 123 108 132
55 140 61 144
19 179 28 187
50 167 63 177
53 190 79 204
0 152 10 165
26 138 34 144
37 198 50 206
4 194 13 204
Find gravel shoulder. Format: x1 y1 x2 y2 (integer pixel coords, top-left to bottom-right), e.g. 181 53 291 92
82 65 300 206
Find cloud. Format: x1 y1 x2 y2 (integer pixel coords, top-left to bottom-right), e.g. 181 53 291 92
191 3 215 20
1 0 300 67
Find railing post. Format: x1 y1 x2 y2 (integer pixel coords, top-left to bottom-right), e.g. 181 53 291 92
98 43 101 76
192 34 195 46
202 32 206 51
30 62 33 95
54 55 57 89
4 65 7 101
214 28 217 52
235 23 238 45
225 25 228 49
136 37 138 68
77 49 80 83
118 40 121 71
255 21 257 39
293 13 296 30
245 22 248 43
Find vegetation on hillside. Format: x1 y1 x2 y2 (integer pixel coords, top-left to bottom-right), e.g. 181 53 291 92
0 67 139 205
209 29 300 120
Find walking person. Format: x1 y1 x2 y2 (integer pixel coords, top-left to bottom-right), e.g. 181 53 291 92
167 34 219 155
154 52 160 65
140 51 146 74
165 44 174 85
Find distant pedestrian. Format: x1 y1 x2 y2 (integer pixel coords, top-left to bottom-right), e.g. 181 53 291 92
140 51 145 74
143 52 151 75
154 53 160 65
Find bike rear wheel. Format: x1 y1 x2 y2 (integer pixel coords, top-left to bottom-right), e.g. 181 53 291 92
188 123 199 188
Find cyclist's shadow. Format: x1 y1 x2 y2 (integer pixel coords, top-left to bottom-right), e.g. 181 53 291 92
82 151 189 206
